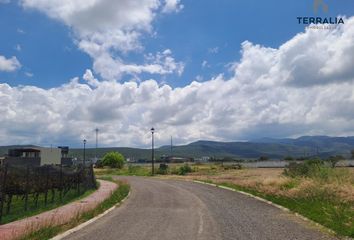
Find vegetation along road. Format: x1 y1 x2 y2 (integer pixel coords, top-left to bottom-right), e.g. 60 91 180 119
64 176 335 240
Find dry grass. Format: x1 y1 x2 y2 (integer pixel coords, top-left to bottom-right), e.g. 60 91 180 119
160 166 354 203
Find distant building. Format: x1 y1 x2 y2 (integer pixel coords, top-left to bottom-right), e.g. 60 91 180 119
160 156 193 163
195 156 210 163
58 146 73 165
4 146 73 166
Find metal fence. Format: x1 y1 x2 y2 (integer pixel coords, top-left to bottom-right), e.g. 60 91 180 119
0 163 96 224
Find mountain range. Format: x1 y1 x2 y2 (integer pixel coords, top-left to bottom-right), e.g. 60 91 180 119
1 136 354 160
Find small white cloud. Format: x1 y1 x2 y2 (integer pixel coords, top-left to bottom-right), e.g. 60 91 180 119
17 28 25 34
15 44 21 52
208 47 219 54
0 55 21 72
162 0 184 13
25 72 33 77
202 60 209 68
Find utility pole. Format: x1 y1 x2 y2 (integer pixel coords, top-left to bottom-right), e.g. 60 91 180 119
83 139 87 166
151 128 155 175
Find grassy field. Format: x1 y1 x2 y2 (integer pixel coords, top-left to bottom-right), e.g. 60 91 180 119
1 187 95 225
95 163 354 237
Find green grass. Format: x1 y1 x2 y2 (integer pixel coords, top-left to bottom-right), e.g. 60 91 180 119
1 187 95 225
20 179 130 240
95 165 151 176
95 164 199 177
200 180 354 238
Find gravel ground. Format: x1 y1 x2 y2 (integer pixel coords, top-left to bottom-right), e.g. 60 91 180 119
64 177 336 240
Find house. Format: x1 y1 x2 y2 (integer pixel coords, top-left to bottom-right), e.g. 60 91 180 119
4 146 72 166
195 156 210 163
58 146 73 165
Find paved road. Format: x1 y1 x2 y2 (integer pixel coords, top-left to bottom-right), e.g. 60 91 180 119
64 177 335 240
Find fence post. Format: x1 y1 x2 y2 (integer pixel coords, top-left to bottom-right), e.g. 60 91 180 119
90 164 96 189
44 165 49 206
77 168 80 195
59 164 63 203
83 165 87 192
24 165 30 211
0 164 8 224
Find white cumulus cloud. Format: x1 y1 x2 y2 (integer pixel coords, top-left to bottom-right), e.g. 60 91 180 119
1 16 354 147
20 0 184 81
0 55 21 72
162 0 184 13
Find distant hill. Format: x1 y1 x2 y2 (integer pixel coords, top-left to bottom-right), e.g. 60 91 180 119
1 136 354 160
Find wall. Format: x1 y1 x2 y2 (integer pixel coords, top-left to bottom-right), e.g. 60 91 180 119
39 147 61 165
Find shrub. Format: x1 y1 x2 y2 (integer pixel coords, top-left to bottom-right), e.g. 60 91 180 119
94 160 103 168
283 158 342 182
157 163 169 175
178 164 193 175
223 164 242 170
283 159 324 178
101 152 125 169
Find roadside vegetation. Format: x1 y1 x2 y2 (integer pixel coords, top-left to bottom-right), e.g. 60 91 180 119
97 151 126 168
1 187 95 225
93 158 354 237
19 178 130 240
95 163 196 177
179 161 354 237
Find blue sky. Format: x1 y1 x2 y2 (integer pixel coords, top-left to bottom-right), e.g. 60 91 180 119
1 0 353 88
0 0 354 147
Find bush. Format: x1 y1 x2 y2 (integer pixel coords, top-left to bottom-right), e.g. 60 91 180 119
283 158 334 181
157 163 169 175
178 164 193 175
223 164 242 170
101 152 125 169
94 160 103 168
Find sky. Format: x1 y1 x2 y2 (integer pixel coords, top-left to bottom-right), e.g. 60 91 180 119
0 0 354 148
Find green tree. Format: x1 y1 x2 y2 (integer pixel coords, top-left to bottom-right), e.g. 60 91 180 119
101 151 125 168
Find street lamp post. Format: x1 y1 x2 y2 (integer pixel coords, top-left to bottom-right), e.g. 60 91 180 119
151 127 155 175
83 139 87 166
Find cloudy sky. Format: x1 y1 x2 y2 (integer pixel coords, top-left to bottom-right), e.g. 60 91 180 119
0 0 354 148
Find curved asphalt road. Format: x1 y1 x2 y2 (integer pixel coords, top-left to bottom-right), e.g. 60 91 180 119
64 177 335 240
